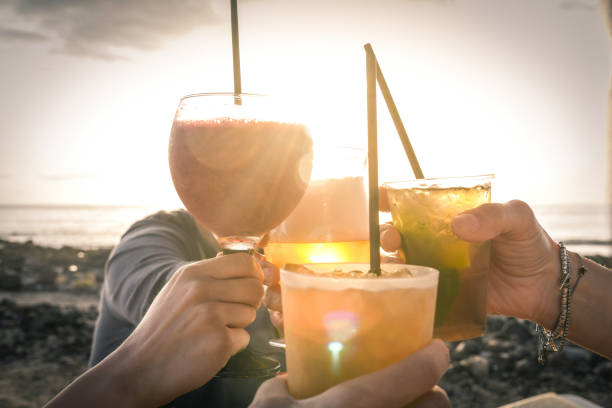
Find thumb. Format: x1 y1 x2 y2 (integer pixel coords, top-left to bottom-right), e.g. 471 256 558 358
249 374 296 408
306 339 449 408
451 200 538 243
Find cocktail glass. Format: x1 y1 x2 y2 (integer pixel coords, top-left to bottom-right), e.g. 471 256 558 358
169 93 314 253
383 174 493 341
168 93 314 385
281 263 438 399
265 146 369 266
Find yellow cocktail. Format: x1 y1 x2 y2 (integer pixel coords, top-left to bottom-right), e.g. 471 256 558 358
384 175 493 341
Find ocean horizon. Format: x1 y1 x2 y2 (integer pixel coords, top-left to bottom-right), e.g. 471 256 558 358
0 203 610 256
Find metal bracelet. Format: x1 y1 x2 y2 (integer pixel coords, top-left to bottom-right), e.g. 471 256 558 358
537 242 572 364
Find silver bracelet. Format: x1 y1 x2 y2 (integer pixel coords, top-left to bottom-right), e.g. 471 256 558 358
537 242 571 364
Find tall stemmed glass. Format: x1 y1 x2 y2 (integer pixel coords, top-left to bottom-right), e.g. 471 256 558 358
168 93 313 380
170 93 313 254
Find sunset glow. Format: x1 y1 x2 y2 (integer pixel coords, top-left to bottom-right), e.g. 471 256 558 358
0 0 609 208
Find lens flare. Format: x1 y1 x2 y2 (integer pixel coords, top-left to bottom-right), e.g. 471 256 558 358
323 310 359 343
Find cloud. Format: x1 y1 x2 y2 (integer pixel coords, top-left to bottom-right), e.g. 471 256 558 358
1 0 222 60
0 26 48 42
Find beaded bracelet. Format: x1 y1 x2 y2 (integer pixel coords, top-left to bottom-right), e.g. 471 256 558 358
536 242 588 364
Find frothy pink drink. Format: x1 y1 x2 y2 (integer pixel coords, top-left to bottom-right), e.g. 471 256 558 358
169 118 313 239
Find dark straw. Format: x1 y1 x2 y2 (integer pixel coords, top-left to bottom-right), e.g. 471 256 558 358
230 0 242 105
364 44 424 179
365 43 381 276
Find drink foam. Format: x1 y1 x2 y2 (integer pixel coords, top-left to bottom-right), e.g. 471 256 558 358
280 263 439 291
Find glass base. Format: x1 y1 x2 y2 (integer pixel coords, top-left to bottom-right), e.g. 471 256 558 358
218 235 261 252
216 349 281 379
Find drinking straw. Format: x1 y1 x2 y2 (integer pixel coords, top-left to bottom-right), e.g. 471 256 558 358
364 44 424 179
365 43 381 276
230 0 242 105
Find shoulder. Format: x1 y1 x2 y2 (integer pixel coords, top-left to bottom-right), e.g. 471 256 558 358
115 209 219 261
130 209 197 234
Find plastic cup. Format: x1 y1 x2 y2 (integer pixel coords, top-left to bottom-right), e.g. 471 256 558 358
383 174 493 341
281 263 439 399
265 146 369 266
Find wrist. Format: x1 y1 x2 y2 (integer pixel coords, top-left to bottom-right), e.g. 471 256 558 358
531 242 587 330
531 241 562 329
100 341 147 407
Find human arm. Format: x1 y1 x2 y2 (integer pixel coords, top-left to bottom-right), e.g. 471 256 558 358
102 211 219 325
381 200 612 358
249 339 451 408
45 253 264 408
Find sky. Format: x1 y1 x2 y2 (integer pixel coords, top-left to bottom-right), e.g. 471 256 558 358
0 0 610 207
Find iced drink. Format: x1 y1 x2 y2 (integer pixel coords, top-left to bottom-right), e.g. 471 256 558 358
265 176 370 266
266 147 369 266
384 175 493 341
169 117 313 240
281 263 438 399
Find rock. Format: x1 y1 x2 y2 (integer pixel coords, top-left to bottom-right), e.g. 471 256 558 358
594 361 612 382
501 318 533 341
453 340 481 358
0 268 22 290
0 327 25 352
460 355 490 379
514 358 535 374
484 338 513 352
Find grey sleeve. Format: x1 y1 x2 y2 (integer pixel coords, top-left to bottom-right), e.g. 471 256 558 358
102 220 194 325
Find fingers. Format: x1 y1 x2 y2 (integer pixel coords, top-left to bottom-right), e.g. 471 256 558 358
188 253 264 282
226 327 251 356
311 339 449 408
177 254 266 308
263 284 282 312
268 310 284 334
451 200 539 243
201 302 258 328
380 222 402 252
255 254 280 286
203 277 264 308
407 386 451 408
249 374 295 408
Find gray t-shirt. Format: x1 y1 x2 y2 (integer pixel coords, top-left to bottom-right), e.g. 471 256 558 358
89 209 284 407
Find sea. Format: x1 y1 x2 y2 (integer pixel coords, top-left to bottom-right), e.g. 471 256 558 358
0 203 610 256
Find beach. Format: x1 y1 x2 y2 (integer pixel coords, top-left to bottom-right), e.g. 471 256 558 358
0 236 610 407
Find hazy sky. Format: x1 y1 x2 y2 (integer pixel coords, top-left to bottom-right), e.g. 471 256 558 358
0 0 610 207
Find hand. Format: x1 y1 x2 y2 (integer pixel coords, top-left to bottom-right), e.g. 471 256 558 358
380 200 560 327
257 253 284 334
249 339 450 408
113 253 266 407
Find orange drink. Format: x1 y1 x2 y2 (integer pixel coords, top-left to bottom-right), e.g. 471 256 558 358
266 147 369 266
281 263 438 399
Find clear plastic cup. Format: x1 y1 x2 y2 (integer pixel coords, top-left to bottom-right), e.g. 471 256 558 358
281 263 439 399
383 174 493 341
265 146 369 266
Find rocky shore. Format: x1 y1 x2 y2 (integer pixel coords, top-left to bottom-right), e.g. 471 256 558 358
0 239 610 407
